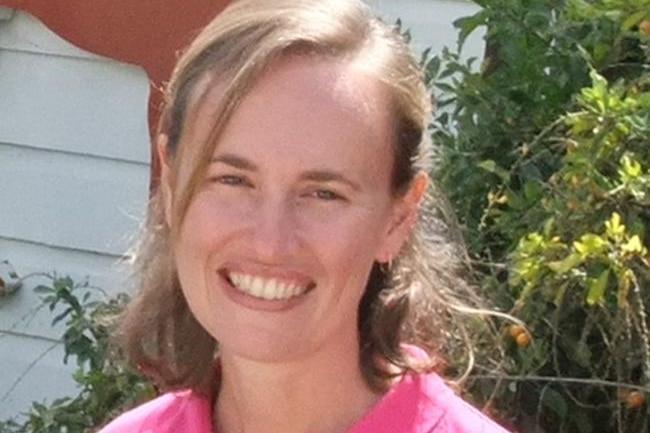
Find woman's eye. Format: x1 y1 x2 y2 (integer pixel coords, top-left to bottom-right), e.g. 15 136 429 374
311 189 344 201
213 175 247 186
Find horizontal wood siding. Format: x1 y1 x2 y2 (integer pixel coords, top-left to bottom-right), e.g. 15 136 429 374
1 143 148 255
0 333 78 420
0 9 149 419
0 13 150 162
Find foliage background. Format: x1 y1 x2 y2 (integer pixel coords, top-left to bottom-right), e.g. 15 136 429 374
0 273 156 433
427 0 650 432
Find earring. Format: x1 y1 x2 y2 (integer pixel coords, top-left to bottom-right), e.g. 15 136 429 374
380 254 393 274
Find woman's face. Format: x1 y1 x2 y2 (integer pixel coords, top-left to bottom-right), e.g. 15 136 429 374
164 56 421 363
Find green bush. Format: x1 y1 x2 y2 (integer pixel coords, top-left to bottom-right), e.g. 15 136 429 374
428 0 649 432
0 273 155 433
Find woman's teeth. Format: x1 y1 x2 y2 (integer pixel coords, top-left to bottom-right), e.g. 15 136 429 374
228 272 306 300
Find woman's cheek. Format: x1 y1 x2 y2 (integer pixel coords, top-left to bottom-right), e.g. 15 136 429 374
176 193 245 259
192 190 253 226
300 207 386 263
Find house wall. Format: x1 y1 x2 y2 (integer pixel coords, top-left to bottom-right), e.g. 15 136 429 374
0 0 483 421
0 8 150 418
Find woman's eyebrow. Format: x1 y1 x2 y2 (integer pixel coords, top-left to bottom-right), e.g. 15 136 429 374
210 155 361 191
300 170 361 191
210 154 258 171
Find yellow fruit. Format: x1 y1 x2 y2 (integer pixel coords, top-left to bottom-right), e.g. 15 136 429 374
640 20 650 35
626 391 646 409
516 332 531 347
509 324 525 339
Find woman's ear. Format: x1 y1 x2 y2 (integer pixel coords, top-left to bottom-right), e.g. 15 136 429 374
157 134 173 227
376 171 428 263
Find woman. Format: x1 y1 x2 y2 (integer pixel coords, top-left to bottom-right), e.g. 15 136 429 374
100 0 512 432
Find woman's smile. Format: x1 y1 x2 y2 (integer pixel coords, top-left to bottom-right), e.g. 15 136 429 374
228 272 309 301
218 266 316 310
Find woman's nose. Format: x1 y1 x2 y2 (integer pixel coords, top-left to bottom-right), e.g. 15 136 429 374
248 195 299 262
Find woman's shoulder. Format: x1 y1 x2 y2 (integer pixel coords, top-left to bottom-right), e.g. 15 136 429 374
96 389 213 433
348 369 513 433
412 371 514 433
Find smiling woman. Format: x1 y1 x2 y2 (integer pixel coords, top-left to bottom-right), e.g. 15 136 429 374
169 55 416 370
99 1 512 433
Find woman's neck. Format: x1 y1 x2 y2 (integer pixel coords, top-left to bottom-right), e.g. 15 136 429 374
214 344 380 433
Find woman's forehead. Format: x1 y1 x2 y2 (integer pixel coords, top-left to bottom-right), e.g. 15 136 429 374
178 55 395 186
182 54 390 150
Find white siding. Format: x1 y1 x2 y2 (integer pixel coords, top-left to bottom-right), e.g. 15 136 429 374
0 8 150 419
0 333 76 416
0 0 484 422
369 0 484 61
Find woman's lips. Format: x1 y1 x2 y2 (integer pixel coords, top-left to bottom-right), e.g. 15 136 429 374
228 271 308 300
218 268 316 303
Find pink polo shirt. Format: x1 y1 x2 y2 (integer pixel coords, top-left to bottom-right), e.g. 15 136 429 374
97 371 512 433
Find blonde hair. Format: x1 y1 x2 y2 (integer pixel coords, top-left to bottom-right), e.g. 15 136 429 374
117 0 479 394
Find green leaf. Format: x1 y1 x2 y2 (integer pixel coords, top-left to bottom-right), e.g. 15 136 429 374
435 82 457 94
554 281 569 307
620 154 642 178
605 212 626 239
523 180 543 202
586 269 610 305
453 10 488 48
547 253 583 275
476 159 510 181
84 301 102 309
621 10 646 31
574 234 608 256
621 235 645 254
566 0 596 19
424 55 441 79
33 284 53 294
573 341 593 368
638 92 650 109
541 387 568 419
52 308 73 326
